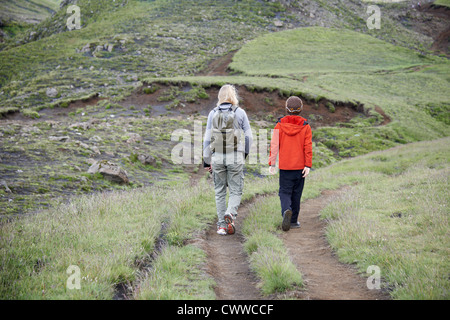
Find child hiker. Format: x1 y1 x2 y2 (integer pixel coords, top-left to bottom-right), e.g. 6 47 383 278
269 96 312 231
203 84 253 235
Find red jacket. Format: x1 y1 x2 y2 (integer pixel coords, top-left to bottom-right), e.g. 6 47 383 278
269 115 313 170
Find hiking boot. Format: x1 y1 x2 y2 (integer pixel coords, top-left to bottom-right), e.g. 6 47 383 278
224 213 234 225
224 213 236 235
290 221 300 229
217 227 227 235
226 222 235 235
282 209 292 231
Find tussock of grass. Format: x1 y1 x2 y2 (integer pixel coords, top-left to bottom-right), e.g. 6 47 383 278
242 196 303 295
249 243 302 295
134 245 215 300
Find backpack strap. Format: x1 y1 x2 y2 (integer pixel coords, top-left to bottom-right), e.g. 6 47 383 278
217 103 238 113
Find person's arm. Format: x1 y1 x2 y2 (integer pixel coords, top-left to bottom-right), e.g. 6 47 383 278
240 109 253 159
268 123 280 167
203 111 214 170
302 124 313 177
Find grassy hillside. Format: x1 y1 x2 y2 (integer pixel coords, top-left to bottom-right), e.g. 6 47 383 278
0 0 449 300
434 0 450 8
0 0 284 110
229 27 433 74
0 0 445 113
1 137 447 299
0 0 61 24
250 137 449 299
1 24 448 216
156 27 449 164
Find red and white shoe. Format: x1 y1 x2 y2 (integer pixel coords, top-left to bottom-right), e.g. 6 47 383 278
217 227 227 235
224 213 236 235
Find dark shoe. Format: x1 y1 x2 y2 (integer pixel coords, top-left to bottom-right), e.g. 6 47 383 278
282 209 292 231
290 222 300 229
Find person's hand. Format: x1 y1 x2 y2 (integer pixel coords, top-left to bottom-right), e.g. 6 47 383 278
269 166 277 175
205 166 212 173
302 167 310 178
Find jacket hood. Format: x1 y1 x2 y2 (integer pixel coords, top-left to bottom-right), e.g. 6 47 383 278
278 115 308 136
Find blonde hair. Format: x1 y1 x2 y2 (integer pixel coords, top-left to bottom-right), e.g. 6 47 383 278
217 84 239 107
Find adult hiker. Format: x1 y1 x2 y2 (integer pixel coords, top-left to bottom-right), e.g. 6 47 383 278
203 84 253 235
269 96 313 231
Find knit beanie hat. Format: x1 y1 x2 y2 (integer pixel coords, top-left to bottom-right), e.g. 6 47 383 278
286 96 303 113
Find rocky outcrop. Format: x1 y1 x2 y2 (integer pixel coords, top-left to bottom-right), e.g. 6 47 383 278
1 180 12 193
46 88 59 98
88 160 129 184
138 154 156 166
126 133 142 144
49 136 70 142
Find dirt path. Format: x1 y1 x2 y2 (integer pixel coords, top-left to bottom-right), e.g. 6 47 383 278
198 50 235 76
280 188 390 300
190 50 392 300
197 184 391 300
201 198 263 300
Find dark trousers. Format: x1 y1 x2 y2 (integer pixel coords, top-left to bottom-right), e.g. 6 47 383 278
279 169 305 223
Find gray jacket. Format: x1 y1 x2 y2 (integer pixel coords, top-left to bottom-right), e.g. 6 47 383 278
203 103 253 166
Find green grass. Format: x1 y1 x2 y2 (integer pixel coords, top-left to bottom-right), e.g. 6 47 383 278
229 27 435 75
134 245 215 300
242 196 303 295
434 0 450 8
0 0 61 24
240 137 449 299
0 0 284 111
306 137 450 299
155 27 449 167
0 187 163 299
0 177 217 299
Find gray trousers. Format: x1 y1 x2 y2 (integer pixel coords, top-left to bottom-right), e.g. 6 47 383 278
211 152 245 228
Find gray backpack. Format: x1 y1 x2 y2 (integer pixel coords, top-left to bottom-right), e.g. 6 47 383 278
210 105 240 154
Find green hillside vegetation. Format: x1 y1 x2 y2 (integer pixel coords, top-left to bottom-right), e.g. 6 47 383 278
0 0 442 114
249 137 449 299
229 27 433 74
0 0 61 24
154 27 449 165
0 0 284 111
1 137 447 299
434 0 450 8
0 0 449 301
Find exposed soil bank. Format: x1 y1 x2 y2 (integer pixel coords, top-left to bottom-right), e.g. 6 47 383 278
419 3 450 56
128 82 387 128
